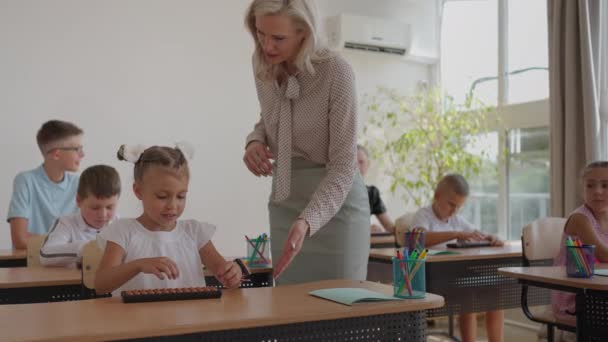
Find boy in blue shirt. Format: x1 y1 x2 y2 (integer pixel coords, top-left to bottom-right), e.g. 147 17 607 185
7 120 84 249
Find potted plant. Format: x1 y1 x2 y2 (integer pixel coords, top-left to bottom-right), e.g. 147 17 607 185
360 87 498 208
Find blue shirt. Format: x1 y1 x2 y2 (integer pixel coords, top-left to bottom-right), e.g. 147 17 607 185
7 165 79 235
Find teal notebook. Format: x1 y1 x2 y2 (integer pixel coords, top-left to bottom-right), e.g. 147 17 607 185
594 269 608 277
427 249 460 256
309 288 403 306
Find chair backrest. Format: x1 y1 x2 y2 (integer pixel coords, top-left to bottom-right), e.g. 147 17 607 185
27 234 46 267
81 240 104 290
395 212 417 247
522 217 567 262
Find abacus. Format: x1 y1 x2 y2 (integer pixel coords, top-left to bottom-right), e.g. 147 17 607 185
121 286 222 303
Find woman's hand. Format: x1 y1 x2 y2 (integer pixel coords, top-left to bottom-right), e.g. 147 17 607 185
273 219 309 280
215 260 243 289
243 141 274 177
136 257 180 280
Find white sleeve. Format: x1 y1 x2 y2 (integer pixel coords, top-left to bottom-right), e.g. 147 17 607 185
99 220 130 251
40 218 87 267
410 209 432 231
184 220 216 250
454 215 476 232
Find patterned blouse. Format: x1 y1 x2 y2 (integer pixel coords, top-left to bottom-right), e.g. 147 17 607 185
246 52 358 235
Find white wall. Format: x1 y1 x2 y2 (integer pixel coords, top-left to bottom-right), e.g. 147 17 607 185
0 0 439 252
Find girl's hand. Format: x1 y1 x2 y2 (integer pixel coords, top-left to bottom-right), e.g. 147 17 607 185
243 141 274 177
273 219 309 280
136 257 180 280
215 261 242 288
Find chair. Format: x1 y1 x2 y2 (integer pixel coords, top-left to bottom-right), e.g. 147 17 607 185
81 240 104 291
394 212 417 247
27 234 46 267
521 217 576 341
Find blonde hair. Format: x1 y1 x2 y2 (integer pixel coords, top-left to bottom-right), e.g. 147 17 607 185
580 161 608 180
436 174 470 197
244 0 329 81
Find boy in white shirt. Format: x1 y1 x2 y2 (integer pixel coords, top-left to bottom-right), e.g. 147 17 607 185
411 173 501 247
410 173 502 342
40 165 120 268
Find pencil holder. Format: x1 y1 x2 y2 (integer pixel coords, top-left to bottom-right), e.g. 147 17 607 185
566 245 595 278
245 235 271 268
403 231 425 252
392 257 426 299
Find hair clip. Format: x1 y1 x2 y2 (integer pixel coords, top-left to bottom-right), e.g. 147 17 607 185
119 144 148 163
175 141 195 160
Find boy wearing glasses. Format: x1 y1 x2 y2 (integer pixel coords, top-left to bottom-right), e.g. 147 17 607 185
7 120 84 249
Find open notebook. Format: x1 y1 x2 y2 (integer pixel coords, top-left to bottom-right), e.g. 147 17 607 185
426 249 460 256
310 288 403 306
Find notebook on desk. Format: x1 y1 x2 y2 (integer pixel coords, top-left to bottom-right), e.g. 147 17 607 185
310 288 403 306
446 241 492 248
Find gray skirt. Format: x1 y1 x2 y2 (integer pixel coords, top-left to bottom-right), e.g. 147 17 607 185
269 158 370 285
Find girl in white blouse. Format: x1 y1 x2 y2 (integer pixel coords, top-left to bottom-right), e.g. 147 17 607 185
243 0 370 284
95 145 242 295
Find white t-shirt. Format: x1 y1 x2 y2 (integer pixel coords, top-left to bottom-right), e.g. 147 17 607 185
99 218 215 295
410 205 475 233
40 213 116 268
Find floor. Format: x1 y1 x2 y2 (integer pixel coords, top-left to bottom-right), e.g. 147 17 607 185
426 308 543 342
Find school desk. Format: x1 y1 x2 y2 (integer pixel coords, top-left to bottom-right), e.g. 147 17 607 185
499 265 608 341
0 267 92 304
203 256 273 288
0 279 444 342
370 232 397 248
0 249 27 267
368 241 550 336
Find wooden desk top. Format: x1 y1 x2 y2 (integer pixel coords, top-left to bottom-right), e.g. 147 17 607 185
498 265 608 291
0 249 27 260
0 279 444 342
0 267 81 289
370 240 522 263
370 234 396 246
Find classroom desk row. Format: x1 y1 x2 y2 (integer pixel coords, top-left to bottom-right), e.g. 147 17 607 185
368 241 551 337
0 279 444 342
0 249 26 267
500 266 608 342
0 262 273 304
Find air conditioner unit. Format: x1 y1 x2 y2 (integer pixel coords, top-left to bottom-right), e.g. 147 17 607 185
326 14 412 56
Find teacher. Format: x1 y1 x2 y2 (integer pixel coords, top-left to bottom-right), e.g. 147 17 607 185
243 0 370 285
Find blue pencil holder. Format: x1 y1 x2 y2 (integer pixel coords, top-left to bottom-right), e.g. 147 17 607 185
566 245 595 278
246 236 271 268
392 257 426 299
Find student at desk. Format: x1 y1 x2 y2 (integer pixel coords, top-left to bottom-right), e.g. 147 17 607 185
410 173 503 342
357 145 395 234
40 165 121 268
95 144 242 295
7 120 84 249
553 161 608 329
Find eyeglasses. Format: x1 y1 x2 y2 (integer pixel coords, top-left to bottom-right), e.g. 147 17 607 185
47 146 84 154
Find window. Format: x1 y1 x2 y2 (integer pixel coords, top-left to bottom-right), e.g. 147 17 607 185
441 0 549 239
441 1 497 106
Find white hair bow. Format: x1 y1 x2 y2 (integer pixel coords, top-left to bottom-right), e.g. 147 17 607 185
119 142 195 163
120 144 148 163
175 141 195 160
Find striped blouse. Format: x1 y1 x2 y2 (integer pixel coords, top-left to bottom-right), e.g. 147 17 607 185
246 52 358 235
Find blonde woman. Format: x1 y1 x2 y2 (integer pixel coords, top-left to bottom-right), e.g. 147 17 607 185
243 0 370 284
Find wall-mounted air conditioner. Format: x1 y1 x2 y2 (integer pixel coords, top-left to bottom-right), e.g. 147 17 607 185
326 14 412 56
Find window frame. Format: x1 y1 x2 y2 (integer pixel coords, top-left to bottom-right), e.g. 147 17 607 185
439 0 550 239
